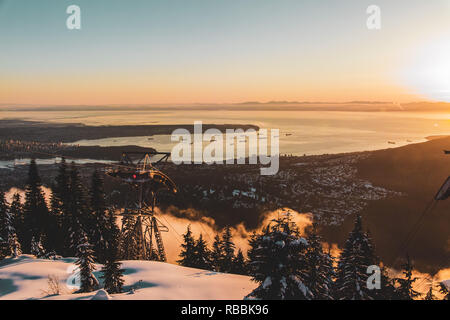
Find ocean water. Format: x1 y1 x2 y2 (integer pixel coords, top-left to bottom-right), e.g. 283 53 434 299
3 108 450 155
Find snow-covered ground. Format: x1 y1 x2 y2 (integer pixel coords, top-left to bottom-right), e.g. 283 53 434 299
0 255 256 300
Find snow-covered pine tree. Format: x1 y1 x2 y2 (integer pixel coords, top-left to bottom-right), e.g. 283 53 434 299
191 234 212 270
245 214 312 300
177 225 197 267
231 249 247 275
101 211 124 294
89 170 109 263
75 234 99 293
23 159 50 253
394 255 420 300
8 230 22 258
5 202 21 258
220 226 236 273
304 225 334 300
439 282 450 300
30 235 45 258
0 191 9 258
50 158 71 255
211 234 223 272
335 215 379 300
67 163 90 256
9 193 24 253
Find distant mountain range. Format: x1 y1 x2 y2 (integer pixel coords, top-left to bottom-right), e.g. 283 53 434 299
1 101 449 112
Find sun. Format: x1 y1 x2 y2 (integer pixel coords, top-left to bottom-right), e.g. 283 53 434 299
402 37 450 102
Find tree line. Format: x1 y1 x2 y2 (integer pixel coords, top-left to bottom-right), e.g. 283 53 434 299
177 213 449 300
0 159 449 300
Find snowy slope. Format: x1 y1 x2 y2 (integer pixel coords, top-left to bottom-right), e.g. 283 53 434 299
0 255 256 300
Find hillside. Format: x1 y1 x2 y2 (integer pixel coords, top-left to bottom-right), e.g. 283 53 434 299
0 255 256 300
353 136 450 272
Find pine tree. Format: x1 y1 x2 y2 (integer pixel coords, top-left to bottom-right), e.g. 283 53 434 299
211 234 223 272
0 191 9 258
304 225 334 300
177 225 197 267
0 192 21 258
67 163 90 256
30 235 45 258
75 234 99 293
191 234 212 270
120 215 139 260
89 170 109 263
231 249 247 275
424 286 436 300
8 230 22 258
394 255 420 300
375 265 397 300
50 158 71 255
246 214 312 300
23 159 49 253
9 193 24 252
221 226 236 273
101 211 124 294
246 231 261 276
335 215 379 300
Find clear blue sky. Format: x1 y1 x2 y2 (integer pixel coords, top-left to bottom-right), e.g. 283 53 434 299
1 0 449 104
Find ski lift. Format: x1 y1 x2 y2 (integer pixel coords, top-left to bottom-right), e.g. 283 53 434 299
105 151 177 262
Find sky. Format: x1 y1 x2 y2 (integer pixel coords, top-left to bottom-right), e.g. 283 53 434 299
0 0 450 105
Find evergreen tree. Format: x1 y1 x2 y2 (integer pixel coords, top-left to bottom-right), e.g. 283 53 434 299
0 191 9 257
375 265 397 300
120 215 139 260
0 192 21 258
211 234 223 272
335 215 379 300
177 225 197 267
67 163 90 256
246 214 312 300
23 160 49 253
246 231 261 276
89 170 109 263
304 225 334 300
8 229 22 258
50 158 71 255
231 249 247 275
9 193 24 251
424 286 436 300
221 226 236 273
191 234 212 270
101 211 124 294
439 282 450 300
30 235 45 258
394 255 420 300
75 234 99 293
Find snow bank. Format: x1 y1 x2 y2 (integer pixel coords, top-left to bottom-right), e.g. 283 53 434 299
0 255 256 300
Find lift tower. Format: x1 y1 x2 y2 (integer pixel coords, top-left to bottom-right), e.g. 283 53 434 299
106 151 177 261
